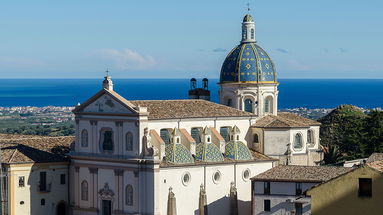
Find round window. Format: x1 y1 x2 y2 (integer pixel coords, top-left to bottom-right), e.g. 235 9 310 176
243 169 251 181
182 172 191 186
212 171 222 184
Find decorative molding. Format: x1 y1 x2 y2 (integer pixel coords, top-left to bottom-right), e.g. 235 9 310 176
98 183 115 200
115 121 123 126
90 120 98 125
75 119 79 125
133 170 139 178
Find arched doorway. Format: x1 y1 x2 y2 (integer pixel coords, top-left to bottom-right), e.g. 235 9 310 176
56 201 66 215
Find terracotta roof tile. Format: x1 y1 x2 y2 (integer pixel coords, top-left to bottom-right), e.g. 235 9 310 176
130 100 254 120
251 165 353 182
367 160 383 172
367 153 383 163
253 112 321 128
0 135 74 164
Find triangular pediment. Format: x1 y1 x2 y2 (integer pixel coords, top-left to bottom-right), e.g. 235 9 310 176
73 89 139 114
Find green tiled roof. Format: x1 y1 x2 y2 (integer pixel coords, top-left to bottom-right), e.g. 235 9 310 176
165 143 194 164
196 142 224 162
225 141 253 160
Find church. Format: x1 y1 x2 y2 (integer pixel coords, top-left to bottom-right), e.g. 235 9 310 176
68 12 323 215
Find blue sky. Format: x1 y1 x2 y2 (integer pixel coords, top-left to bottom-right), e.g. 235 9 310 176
0 0 382 79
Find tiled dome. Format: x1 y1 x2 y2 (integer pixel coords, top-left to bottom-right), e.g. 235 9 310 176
225 141 253 160
220 43 276 83
196 142 224 162
165 143 194 164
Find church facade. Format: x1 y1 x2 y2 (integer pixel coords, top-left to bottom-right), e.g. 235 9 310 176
69 13 322 215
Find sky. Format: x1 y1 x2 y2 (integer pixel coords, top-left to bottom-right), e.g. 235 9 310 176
0 0 382 79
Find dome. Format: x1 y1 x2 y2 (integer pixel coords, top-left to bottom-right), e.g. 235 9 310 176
243 14 253 22
196 142 224 162
220 43 276 83
225 141 253 160
165 143 194 164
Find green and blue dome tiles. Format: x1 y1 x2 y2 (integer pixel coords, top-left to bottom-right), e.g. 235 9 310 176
165 143 194 164
220 43 276 83
196 142 224 162
225 141 253 160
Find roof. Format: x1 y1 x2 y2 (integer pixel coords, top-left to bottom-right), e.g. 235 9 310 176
0 135 73 164
367 153 383 163
196 142 224 162
251 165 354 183
225 141 253 160
220 43 276 84
243 14 254 22
130 100 254 120
367 160 383 172
164 143 194 164
253 112 321 128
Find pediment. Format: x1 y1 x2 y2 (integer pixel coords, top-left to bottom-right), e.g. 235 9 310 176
74 89 138 114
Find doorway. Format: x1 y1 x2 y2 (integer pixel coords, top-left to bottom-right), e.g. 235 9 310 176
56 202 66 215
102 200 112 215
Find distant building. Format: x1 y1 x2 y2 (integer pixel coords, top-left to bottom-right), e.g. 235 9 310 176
251 165 352 215
307 160 383 215
188 78 210 101
0 135 73 215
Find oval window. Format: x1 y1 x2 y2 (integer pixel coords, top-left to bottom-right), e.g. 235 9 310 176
212 171 222 184
182 172 191 186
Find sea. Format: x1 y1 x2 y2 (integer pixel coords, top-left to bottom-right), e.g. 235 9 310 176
0 79 382 109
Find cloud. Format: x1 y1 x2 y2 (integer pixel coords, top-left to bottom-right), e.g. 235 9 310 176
196 49 205 52
212 48 227 52
339 48 347 53
276 48 289 54
96 48 158 70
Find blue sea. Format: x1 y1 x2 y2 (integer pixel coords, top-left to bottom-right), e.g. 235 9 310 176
0 79 382 109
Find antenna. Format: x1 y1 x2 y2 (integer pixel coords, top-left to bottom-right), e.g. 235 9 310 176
247 2 251 14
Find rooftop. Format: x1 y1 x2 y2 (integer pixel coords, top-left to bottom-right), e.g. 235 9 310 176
0 135 74 164
130 99 254 120
253 112 321 128
251 165 353 183
367 160 383 172
367 153 383 163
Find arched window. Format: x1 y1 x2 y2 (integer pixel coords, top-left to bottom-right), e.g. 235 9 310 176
160 129 170 144
244 99 253 113
125 185 133 206
81 129 88 147
126 132 133 151
294 133 303 149
100 129 113 151
264 97 273 113
307 130 314 145
191 127 201 143
251 29 254 39
253 134 259 143
81 180 88 201
242 29 247 40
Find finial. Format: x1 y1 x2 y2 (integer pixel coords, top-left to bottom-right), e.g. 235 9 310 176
247 2 250 14
105 69 110 77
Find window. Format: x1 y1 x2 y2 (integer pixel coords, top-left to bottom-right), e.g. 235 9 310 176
253 134 259 143
19 176 25 187
243 29 247 40
212 171 221 184
264 181 270 194
126 132 133 151
294 133 303 149
251 28 254 39
191 127 201 143
243 169 251 181
81 180 88 201
60 174 66 185
41 199 45 206
182 172 191 186
307 130 314 145
264 199 271 212
126 185 133 206
227 98 232 107
358 178 372 197
160 129 170 144
81 129 88 147
220 127 231 143
295 203 303 215
100 129 113 151
39 172 46 192
264 97 273 113
296 182 302 195
244 99 253 113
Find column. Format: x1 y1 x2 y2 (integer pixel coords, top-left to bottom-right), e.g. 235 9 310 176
74 166 79 206
89 168 98 208
75 119 80 152
114 169 124 211
90 120 98 153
